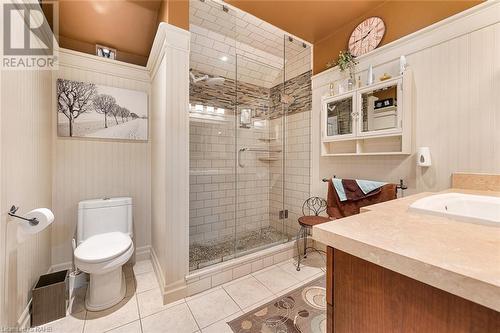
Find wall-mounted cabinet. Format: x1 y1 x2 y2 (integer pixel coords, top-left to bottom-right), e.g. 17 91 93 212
321 69 413 156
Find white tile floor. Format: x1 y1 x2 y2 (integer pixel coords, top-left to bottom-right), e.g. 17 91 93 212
39 251 326 333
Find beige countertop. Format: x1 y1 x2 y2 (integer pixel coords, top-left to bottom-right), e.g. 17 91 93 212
313 188 500 312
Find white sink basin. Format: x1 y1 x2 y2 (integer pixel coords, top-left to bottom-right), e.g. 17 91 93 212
409 193 500 226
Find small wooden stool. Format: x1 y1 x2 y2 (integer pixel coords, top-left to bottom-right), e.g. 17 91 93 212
296 197 331 271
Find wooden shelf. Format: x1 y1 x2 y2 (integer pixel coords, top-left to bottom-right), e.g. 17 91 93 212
322 152 411 157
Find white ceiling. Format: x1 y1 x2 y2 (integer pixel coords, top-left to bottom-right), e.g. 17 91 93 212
189 0 311 88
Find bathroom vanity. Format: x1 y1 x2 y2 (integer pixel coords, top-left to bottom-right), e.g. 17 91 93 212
313 179 500 332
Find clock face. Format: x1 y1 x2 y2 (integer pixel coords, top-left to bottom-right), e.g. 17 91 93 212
348 17 385 57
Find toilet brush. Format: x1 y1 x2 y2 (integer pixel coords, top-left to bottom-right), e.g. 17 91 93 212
69 239 86 295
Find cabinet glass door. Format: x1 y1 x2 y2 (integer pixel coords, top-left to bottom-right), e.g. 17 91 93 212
324 94 354 139
359 80 402 136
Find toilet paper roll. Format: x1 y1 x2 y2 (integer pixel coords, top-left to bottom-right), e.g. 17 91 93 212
17 208 54 242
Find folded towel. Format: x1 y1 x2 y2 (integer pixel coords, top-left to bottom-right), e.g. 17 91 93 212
332 178 346 201
355 179 387 195
331 178 387 202
343 179 369 201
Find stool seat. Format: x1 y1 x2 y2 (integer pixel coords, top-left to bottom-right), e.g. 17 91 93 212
298 215 331 227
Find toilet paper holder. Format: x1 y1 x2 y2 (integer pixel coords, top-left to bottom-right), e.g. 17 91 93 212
8 206 39 226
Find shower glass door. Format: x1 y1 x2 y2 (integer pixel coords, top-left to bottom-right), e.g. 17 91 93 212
233 53 288 258
188 0 237 271
189 0 313 270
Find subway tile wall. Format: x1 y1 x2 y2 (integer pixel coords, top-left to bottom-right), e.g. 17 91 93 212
189 119 272 244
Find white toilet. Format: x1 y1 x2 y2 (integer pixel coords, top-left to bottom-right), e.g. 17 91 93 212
74 197 134 311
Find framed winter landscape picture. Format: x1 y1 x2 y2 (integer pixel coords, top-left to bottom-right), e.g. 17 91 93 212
57 79 148 140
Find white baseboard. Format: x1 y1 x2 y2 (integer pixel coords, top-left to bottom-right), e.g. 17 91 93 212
135 245 151 261
49 261 73 273
150 248 167 296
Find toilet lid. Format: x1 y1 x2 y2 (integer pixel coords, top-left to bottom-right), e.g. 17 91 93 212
75 232 132 263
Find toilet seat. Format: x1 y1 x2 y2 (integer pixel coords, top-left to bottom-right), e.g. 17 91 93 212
75 232 132 263
75 232 134 276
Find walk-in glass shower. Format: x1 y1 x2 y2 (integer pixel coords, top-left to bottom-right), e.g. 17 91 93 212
189 0 312 270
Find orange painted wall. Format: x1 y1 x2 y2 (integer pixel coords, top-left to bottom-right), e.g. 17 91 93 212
313 1 481 74
157 0 189 31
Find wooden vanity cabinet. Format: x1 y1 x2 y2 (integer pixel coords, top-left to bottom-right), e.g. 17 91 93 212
326 247 500 333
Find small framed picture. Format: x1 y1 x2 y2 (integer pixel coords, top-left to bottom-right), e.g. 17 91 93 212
374 98 394 109
96 45 117 60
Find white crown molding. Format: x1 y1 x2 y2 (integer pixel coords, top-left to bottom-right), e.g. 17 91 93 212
58 48 150 83
147 22 190 78
312 1 500 86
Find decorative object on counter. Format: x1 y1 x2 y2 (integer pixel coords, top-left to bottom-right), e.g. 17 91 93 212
367 64 374 85
400 55 407 74
329 82 335 96
337 82 347 95
325 51 358 92
417 147 432 167
379 73 392 81
348 17 385 56
326 50 358 91
336 50 358 70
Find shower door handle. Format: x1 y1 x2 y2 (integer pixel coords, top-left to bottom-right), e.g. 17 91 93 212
238 148 246 168
238 147 282 168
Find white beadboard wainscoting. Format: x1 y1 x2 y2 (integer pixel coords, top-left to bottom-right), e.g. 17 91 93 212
0 2 53 327
311 1 500 198
51 50 152 266
149 23 191 303
0 70 53 327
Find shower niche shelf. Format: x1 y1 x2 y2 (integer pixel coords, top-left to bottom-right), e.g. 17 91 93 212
258 157 279 162
258 137 277 142
321 69 413 156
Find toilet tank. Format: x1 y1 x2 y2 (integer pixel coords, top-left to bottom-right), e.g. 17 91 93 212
77 197 133 244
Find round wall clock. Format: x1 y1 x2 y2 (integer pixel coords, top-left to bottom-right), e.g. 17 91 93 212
348 17 385 57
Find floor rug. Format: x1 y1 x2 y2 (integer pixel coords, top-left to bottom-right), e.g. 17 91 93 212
228 275 326 333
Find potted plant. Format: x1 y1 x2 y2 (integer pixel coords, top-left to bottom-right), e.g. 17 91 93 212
326 50 358 90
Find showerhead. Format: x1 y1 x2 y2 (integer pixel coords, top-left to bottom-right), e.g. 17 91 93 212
190 69 225 85
205 77 225 85
190 71 208 83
